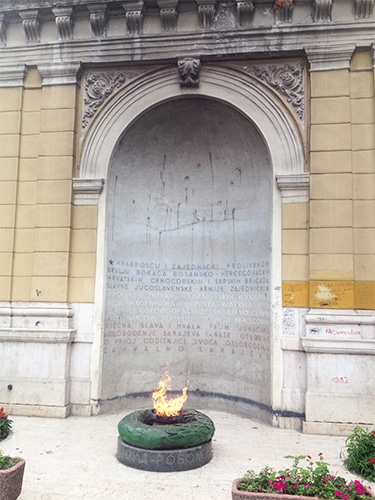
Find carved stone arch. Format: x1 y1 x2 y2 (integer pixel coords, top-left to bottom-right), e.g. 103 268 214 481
79 64 305 180
80 64 306 414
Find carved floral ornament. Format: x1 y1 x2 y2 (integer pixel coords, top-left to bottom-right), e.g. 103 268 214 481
178 57 201 88
240 62 304 122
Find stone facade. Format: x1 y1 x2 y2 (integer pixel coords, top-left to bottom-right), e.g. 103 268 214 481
0 0 374 433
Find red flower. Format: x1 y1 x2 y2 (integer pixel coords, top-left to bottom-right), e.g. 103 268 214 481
275 0 293 10
0 407 8 419
370 457 375 464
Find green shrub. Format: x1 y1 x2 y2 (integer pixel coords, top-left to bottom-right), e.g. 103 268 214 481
0 451 20 470
0 408 12 441
344 427 375 482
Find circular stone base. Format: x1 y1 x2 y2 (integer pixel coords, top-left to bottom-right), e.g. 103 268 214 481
117 436 213 472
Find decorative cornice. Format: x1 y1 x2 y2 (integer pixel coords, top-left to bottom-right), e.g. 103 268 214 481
196 0 216 28
82 72 127 129
158 0 178 31
19 9 40 42
87 4 108 37
354 0 374 18
313 0 332 22
276 173 309 203
0 13 8 45
52 7 73 40
0 22 373 70
241 62 304 122
123 1 145 35
0 64 27 87
73 178 105 205
305 44 356 71
178 57 201 87
236 1 254 27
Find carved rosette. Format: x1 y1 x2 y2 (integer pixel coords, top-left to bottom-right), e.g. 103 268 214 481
275 0 293 23
88 4 108 37
52 7 73 40
243 63 304 122
178 57 201 88
82 72 127 129
19 10 40 42
313 0 332 22
236 1 255 27
354 0 374 18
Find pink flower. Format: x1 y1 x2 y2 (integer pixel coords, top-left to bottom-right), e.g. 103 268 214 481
354 480 366 494
335 490 342 497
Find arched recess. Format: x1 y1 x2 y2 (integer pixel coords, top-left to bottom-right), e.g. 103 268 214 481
78 64 306 418
80 64 304 178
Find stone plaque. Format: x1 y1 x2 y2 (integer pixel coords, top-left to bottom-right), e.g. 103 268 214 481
102 98 272 408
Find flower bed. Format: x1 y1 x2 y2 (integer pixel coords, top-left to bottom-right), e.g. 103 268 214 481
233 455 374 500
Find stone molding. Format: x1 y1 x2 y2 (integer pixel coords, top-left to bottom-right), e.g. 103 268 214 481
38 62 81 85
196 0 216 27
123 1 145 35
0 302 74 330
0 64 27 87
275 0 293 23
19 9 40 42
52 7 73 40
301 337 375 354
177 57 201 87
0 13 8 45
0 22 373 69
236 1 255 27
355 0 375 18
157 0 178 31
238 62 304 122
276 173 309 203
0 2 373 36
305 44 356 71
88 3 108 37
0 329 76 343
313 0 332 22
72 178 105 205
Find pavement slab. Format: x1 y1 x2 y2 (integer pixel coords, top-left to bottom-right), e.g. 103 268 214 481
1 410 374 499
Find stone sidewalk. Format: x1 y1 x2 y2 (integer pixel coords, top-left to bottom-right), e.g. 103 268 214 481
2 410 374 499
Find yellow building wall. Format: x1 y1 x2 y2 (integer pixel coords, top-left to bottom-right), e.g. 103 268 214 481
0 68 97 304
0 55 373 310
282 48 375 310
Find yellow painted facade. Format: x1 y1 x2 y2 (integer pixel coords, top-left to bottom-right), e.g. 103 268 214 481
0 56 373 309
280 48 375 311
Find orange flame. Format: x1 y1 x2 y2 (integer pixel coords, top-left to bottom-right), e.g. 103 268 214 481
152 371 188 417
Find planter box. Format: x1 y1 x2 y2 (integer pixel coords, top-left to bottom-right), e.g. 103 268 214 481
232 478 374 500
0 458 26 500
232 478 319 500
